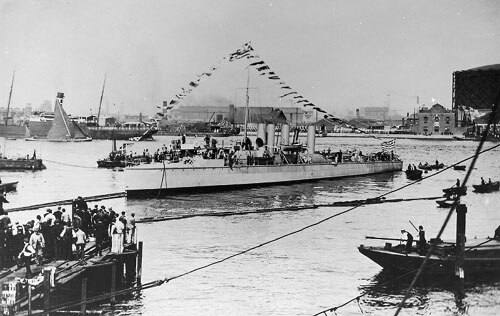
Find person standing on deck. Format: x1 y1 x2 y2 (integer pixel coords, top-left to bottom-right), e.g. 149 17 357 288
110 218 124 254
61 208 71 225
0 227 6 270
401 229 414 253
0 192 8 215
72 227 87 261
418 226 427 255
59 222 73 260
29 227 45 265
18 238 35 278
94 219 107 256
127 213 136 244
52 220 64 260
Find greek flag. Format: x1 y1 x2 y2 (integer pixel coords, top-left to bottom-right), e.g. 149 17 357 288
381 139 395 151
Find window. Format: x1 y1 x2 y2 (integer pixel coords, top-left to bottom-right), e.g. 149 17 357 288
423 116 428 123
434 116 440 122
434 126 440 132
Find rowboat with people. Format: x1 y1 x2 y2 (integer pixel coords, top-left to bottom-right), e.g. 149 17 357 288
418 162 445 171
359 204 500 275
442 186 467 196
358 237 500 275
473 180 500 193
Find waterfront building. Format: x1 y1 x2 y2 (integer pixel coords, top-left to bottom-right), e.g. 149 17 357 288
417 103 454 135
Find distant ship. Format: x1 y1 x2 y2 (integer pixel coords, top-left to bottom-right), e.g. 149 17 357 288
0 155 46 171
85 124 159 141
26 92 92 142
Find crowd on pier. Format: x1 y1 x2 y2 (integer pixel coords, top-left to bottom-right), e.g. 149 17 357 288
0 196 136 277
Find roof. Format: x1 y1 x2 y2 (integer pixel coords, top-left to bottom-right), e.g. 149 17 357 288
461 64 500 72
419 103 453 113
234 107 287 124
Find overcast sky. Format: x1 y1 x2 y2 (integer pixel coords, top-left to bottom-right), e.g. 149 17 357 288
1 0 499 117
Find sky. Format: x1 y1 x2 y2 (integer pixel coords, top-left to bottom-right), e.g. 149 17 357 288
0 0 499 117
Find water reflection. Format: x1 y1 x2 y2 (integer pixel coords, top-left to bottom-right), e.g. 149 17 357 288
359 270 500 313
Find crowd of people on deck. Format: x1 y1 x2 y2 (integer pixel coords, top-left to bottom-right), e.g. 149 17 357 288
0 195 136 278
320 148 398 163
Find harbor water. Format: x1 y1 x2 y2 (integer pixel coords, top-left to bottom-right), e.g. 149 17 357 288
1 136 499 315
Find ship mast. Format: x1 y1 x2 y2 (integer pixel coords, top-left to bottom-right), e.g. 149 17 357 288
5 70 15 127
243 67 250 140
97 74 107 127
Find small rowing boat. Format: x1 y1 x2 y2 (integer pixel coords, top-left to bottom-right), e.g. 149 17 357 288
0 181 18 192
473 181 500 193
442 186 467 196
405 169 423 180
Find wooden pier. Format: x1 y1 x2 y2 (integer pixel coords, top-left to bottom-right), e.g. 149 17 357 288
0 238 143 315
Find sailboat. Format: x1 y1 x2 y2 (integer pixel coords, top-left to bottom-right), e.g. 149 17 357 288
26 92 92 142
0 70 46 170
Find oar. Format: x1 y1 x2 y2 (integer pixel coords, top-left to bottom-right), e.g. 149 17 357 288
365 236 406 242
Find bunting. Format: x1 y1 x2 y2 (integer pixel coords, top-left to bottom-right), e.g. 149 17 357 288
159 41 341 127
280 92 297 98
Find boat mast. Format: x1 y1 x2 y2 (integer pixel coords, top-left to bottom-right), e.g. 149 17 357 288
243 67 250 140
97 74 107 127
5 70 15 127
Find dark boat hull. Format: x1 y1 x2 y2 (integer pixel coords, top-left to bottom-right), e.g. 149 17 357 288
86 127 158 140
0 181 18 192
436 199 456 208
359 240 500 275
443 186 467 196
0 159 45 170
96 160 127 168
405 169 422 180
473 181 500 193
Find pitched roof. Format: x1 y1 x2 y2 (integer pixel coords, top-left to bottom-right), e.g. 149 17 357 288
234 107 287 124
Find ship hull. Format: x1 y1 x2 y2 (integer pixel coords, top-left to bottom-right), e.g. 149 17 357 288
85 127 158 140
125 160 403 198
0 159 46 170
358 239 500 275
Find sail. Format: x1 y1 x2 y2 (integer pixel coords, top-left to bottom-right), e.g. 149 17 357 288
47 92 90 140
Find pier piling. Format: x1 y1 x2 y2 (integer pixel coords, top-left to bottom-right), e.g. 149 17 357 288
43 269 51 316
137 241 143 286
27 285 32 316
81 278 87 316
455 204 467 297
110 260 116 306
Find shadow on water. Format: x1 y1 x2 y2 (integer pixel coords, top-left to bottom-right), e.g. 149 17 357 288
358 269 500 313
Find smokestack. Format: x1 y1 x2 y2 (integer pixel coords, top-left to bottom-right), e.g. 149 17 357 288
281 124 290 146
257 123 266 143
266 123 275 151
228 104 235 123
356 109 360 119
307 125 315 154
